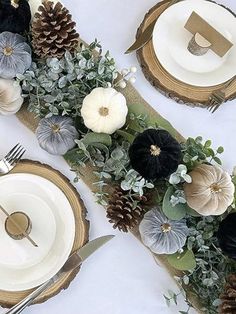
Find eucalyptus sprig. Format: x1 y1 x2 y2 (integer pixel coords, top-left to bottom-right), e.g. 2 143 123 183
181 136 224 171
17 40 118 118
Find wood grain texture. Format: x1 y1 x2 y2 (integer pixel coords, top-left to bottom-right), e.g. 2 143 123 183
0 159 89 308
136 0 236 108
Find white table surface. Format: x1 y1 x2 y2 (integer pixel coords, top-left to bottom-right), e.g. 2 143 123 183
1 0 236 313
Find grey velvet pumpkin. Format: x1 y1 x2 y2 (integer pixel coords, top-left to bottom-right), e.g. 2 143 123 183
0 31 32 79
139 207 189 255
36 116 79 155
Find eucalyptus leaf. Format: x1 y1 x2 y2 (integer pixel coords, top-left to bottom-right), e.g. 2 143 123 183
185 205 201 217
167 249 196 271
64 148 85 164
82 133 112 146
116 129 135 143
217 146 224 154
162 187 187 220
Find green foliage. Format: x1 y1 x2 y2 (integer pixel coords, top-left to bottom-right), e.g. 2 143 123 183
166 249 196 271
120 169 154 196
181 215 236 313
162 186 187 220
82 133 112 147
17 40 117 118
181 136 224 170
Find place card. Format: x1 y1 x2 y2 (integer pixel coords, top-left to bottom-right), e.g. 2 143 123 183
185 11 233 57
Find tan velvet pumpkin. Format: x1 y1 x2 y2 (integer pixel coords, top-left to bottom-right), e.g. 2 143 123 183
184 164 234 216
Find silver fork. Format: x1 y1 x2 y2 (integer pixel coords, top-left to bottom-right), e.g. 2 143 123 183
207 76 236 113
0 144 26 175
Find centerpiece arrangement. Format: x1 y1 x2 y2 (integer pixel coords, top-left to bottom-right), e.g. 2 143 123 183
1 0 236 313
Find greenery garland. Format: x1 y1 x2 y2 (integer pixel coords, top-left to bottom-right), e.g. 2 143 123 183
18 21 236 314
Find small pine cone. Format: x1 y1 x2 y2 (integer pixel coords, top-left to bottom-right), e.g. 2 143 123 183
219 274 236 313
32 1 79 58
106 187 148 233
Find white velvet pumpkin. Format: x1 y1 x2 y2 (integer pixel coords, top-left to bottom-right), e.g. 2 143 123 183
184 164 234 216
0 79 23 115
81 87 128 134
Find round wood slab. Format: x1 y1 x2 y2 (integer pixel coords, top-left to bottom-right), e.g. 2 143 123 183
136 0 236 108
0 159 89 308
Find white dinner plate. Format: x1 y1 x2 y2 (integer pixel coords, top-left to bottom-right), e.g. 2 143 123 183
152 0 236 86
0 173 75 291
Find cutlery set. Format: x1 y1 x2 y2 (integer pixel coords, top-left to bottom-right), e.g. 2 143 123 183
0 144 114 314
4 236 114 314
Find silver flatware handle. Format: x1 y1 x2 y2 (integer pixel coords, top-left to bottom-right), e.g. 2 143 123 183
4 279 53 314
4 236 114 314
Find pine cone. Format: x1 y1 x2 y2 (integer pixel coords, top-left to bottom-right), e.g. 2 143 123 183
106 187 148 232
32 1 79 58
219 274 236 313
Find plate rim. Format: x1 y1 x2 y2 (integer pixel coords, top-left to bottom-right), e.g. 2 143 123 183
136 0 236 107
0 172 75 291
0 159 89 308
152 0 236 87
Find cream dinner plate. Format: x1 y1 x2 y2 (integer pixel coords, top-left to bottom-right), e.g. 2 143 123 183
152 0 236 86
0 173 75 291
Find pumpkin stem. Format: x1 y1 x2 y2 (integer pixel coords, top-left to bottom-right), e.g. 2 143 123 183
11 0 20 8
150 145 161 156
210 184 222 194
161 223 171 233
99 106 109 117
51 124 61 133
3 47 13 56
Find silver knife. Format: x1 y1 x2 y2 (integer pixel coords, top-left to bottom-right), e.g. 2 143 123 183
125 0 180 54
5 235 114 314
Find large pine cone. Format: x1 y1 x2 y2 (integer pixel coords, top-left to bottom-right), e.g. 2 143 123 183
219 274 236 313
32 1 79 58
106 187 149 232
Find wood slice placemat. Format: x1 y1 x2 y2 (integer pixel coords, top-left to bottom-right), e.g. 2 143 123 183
0 159 89 308
136 0 236 108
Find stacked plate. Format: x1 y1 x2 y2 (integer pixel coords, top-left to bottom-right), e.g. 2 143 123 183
152 0 236 87
137 0 236 106
0 173 75 292
0 160 88 308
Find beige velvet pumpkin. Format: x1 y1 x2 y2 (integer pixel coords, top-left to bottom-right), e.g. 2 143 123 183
184 164 234 216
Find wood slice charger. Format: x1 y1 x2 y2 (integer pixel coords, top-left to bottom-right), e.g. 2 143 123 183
136 0 236 107
0 159 89 308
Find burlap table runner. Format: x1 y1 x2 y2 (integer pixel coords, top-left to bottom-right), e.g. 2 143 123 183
16 74 202 312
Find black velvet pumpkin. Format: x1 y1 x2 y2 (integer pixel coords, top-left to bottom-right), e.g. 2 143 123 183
0 0 31 34
217 213 236 260
128 129 182 180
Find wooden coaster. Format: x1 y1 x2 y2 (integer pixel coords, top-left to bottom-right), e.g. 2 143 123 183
136 0 236 108
0 159 89 308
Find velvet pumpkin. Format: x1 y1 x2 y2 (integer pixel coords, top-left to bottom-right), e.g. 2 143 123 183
0 32 32 79
81 87 128 134
0 0 31 34
129 129 182 180
184 164 234 216
139 207 189 254
217 213 236 260
36 116 79 155
0 78 23 115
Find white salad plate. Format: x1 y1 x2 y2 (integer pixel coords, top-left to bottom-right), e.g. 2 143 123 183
152 0 236 87
0 173 75 291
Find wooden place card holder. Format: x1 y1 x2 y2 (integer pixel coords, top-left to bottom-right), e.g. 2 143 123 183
185 11 233 57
